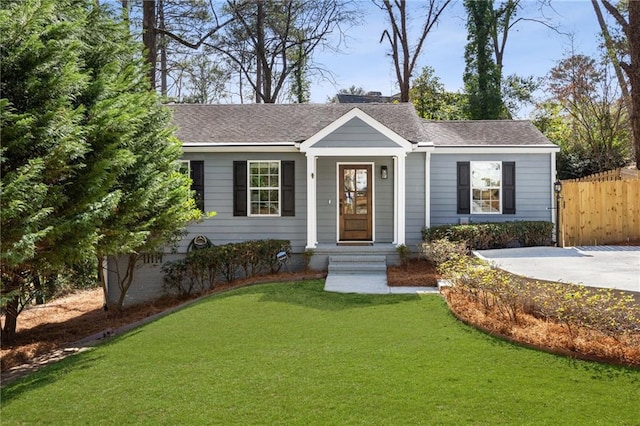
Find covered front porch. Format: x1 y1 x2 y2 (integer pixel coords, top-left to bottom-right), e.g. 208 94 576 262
298 108 421 251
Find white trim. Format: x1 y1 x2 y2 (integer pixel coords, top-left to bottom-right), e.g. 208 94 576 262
184 141 295 147
306 155 317 249
425 151 431 229
303 147 409 157
393 157 398 245
336 162 375 243
396 154 406 246
178 159 190 176
247 160 282 217
182 146 298 153
432 146 560 154
300 108 415 152
550 151 557 223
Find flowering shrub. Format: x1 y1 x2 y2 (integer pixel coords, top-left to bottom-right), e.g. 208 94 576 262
439 254 640 337
421 238 468 267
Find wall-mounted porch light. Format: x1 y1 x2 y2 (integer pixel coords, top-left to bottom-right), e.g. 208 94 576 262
380 165 388 179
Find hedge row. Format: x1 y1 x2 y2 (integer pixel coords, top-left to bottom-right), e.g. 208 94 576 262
422 221 553 250
162 239 290 296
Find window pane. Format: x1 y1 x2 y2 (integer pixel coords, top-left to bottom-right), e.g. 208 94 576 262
356 191 367 214
344 169 355 191
356 169 367 191
248 161 280 215
471 162 501 213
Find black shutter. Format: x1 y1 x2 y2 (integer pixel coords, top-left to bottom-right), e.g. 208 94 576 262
233 161 247 216
457 162 470 214
502 161 516 214
190 160 205 211
281 161 295 216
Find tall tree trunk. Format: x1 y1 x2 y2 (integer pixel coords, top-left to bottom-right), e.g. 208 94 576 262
591 0 631 111
600 0 639 168
255 0 264 103
143 0 157 89
628 1 640 169
1 298 18 344
158 0 167 96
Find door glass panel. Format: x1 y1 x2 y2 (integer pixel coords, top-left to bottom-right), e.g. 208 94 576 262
356 169 367 191
344 191 354 214
344 169 355 191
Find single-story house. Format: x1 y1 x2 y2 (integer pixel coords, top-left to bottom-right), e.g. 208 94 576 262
107 103 559 306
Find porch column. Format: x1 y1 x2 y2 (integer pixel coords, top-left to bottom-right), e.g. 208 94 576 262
424 151 431 229
305 153 317 249
395 154 407 246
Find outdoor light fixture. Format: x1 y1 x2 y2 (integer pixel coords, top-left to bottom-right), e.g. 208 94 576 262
381 165 388 179
554 180 562 194
554 180 563 247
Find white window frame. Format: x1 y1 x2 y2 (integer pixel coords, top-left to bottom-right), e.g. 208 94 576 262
470 161 502 214
178 159 190 176
248 160 281 217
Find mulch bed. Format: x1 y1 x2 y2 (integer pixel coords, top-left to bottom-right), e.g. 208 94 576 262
387 258 439 286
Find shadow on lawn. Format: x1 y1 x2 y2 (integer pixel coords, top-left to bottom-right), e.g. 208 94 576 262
1 351 105 403
209 279 421 311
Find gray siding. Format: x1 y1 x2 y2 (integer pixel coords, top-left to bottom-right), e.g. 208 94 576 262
180 152 307 252
430 153 553 226
313 117 402 148
106 254 183 308
405 152 426 247
316 157 395 243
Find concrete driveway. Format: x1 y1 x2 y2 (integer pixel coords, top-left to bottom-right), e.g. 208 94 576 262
474 246 640 293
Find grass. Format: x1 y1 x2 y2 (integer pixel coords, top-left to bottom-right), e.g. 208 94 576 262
2 280 639 425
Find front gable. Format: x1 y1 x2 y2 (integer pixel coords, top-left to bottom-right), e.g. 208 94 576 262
299 108 415 156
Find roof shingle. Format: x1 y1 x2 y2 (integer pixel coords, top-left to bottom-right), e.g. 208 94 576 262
422 119 555 146
168 103 428 144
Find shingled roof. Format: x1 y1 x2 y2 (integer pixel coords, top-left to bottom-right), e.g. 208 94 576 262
422 120 556 147
168 103 429 145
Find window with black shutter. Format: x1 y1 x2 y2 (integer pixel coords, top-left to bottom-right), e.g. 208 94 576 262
233 161 247 216
233 160 295 217
502 162 516 215
457 162 471 214
457 161 516 215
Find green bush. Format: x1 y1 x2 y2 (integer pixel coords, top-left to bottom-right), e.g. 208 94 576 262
162 239 291 294
422 221 553 250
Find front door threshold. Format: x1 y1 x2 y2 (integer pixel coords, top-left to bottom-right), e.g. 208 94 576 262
337 241 374 246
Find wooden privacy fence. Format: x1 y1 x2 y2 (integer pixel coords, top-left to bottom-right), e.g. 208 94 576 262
563 168 640 183
559 179 640 246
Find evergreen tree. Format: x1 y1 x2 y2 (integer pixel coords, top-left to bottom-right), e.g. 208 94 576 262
1 0 200 338
463 0 505 119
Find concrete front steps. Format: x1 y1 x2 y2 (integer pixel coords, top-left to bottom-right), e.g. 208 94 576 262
324 255 389 294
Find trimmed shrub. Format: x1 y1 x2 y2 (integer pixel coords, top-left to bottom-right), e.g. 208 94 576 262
162 239 291 295
422 221 553 250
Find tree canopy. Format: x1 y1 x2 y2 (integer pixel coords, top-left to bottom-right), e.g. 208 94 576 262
1 0 200 339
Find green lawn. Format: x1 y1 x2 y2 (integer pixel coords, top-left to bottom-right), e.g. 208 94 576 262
2 280 639 425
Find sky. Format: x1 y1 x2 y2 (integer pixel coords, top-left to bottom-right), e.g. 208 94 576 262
309 0 607 117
